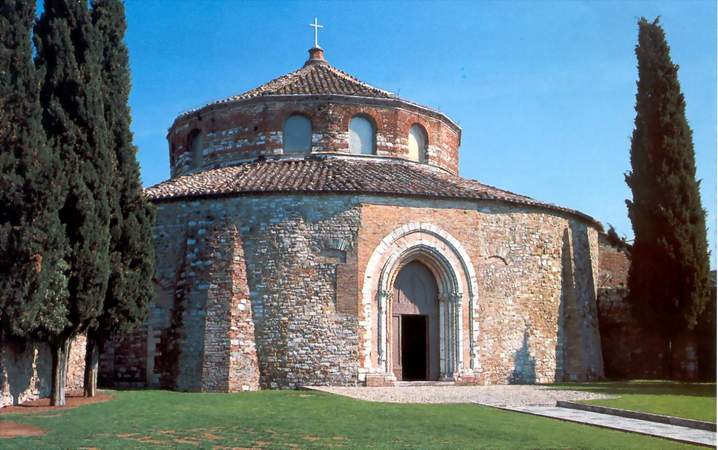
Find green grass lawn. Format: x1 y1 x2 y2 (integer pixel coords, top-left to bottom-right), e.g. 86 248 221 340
0 389 703 449
555 381 716 422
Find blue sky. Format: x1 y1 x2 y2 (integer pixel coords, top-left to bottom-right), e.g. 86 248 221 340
124 0 716 266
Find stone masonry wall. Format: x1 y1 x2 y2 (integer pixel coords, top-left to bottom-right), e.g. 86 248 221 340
104 193 604 390
128 194 364 390
1 335 86 407
238 196 361 388
168 97 460 177
99 327 148 388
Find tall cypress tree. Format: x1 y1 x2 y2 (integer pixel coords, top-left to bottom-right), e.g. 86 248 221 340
0 1 67 346
35 0 113 405
626 17 711 376
83 0 154 397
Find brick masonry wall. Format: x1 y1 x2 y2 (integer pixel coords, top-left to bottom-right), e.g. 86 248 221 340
202 223 260 392
103 193 604 390
1 335 86 407
357 200 603 384
596 236 670 378
596 235 710 380
168 97 460 177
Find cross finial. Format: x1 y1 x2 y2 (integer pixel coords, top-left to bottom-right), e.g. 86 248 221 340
309 17 323 48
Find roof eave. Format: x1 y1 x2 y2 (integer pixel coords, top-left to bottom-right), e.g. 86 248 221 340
145 188 601 230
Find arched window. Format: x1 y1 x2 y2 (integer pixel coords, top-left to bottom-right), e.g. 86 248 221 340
189 129 202 168
283 114 312 154
349 115 375 155
408 124 428 162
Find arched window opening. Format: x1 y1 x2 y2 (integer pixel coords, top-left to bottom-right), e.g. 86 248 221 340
189 129 202 168
283 114 312 154
349 115 375 155
408 124 428 163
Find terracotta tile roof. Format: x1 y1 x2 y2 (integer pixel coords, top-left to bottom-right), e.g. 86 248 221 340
146 156 600 227
180 61 394 117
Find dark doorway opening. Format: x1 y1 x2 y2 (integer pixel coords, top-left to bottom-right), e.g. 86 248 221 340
391 261 439 381
401 315 428 381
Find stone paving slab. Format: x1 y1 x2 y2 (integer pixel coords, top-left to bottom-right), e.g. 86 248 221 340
495 405 716 447
557 400 717 431
306 385 611 405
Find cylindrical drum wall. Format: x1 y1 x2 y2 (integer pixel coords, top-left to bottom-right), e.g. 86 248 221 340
144 193 603 390
167 96 461 177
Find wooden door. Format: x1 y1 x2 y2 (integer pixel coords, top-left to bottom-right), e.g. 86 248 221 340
391 261 439 380
391 315 401 380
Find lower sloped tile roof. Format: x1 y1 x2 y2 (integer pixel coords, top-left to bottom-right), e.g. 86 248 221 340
145 155 600 227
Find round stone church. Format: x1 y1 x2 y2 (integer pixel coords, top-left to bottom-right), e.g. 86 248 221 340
102 45 604 391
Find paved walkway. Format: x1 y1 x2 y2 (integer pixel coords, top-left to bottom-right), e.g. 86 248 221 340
496 405 716 447
310 385 716 446
308 384 611 405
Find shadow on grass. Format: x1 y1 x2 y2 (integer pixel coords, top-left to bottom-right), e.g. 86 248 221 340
549 380 716 398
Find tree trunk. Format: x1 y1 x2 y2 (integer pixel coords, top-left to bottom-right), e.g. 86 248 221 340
83 332 99 397
670 332 698 381
50 337 71 407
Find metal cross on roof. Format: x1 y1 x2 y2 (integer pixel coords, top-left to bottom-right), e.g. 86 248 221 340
309 17 323 48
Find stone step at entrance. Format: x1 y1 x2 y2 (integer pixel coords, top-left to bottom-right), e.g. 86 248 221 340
394 381 456 387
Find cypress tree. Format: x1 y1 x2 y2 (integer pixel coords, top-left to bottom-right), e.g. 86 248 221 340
35 0 113 405
625 17 711 377
83 0 154 397
0 1 68 346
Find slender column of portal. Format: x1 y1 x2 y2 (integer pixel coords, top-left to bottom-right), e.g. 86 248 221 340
453 291 463 373
445 295 454 378
438 293 446 377
469 292 478 369
377 290 390 372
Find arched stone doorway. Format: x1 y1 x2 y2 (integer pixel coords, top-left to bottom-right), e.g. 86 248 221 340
392 261 440 381
360 223 480 385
